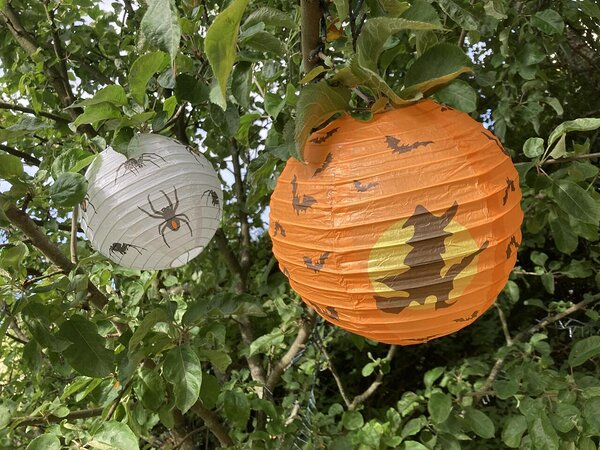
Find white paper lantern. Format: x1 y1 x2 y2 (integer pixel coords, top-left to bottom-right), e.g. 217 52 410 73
81 134 222 270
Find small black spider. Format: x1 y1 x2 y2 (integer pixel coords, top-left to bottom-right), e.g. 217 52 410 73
109 242 145 258
115 152 166 184
201 189 220 208
137 187 192 248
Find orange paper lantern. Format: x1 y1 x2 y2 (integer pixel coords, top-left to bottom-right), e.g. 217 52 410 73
269 100 523 345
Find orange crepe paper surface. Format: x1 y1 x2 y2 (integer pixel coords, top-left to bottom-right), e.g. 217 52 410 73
270 100 523 345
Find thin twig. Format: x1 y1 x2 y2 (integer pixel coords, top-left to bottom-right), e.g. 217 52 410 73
348 345 397 410
11 407 104 427
173 427 205 450
494 303 512 346
315 336 352 408
474 293 600 401
0 143 41 166
70 205 79 264
190 404 234 448
0 101 69 123
6 332 28 345
105 380 131 421
542 152 600 165
22 270 66 288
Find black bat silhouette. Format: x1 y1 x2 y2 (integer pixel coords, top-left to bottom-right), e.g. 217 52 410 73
310 127 339 144
440 105 455 112
386 136 433 154
303 251 330 272
406 333 444 343
453 310 479 323
481 130 510 156
309 301 339 320
273 221 287 237
291 175 317 214
313 152 333 176
354 180 378 192
506 235 519 259
502 178 515 205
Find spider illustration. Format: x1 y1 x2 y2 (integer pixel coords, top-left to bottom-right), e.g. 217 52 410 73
185 145 205 165
80 195 96 214
115 152 166 184
202 189 220 208
137 187 192 248
109 242 146 258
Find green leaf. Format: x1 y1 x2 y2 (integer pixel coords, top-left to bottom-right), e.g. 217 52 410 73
493 379 519 399
502 415 528 448
72 102 121 128
129 308 168 355
242 6 295 29
22 303 70 352
464 407 495 438
223 390 250 428
205 0 250 110
264 92 285 119
342 410 364 430
198 349 232 373
356 17 441 72
568 336 600 367
400 416 427 438
174 74 209 105
249 329 284 356
437 0 479 30
235 112 261 146
135 367 165 411
523 137 544 158
140 0 181 63
402 441 429 450
435 79 477 113
402 0 441 25
428 392 452 423
74 85 128 107
553 180 600 225
26 435 61 450
402 43 471 95
294 80 351 160
299 66 328 85
0 404 11 430
424 366 445 388
578 437 597 450
49 172 87 207
163 344 202 413
90 421 139 450
583 397 600 431
58 316 114 378
0 154 24 179
549 216 578 254
529 416 559 450
129 51 169 105
547 118 600 148
241 31 285 55
531 9 564 35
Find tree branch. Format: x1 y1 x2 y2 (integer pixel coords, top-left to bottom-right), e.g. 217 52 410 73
230 140 251 274
348 345 397 410
70 205 79 264
190 403 234 448
0 143 41 166
475 293 600 401
12 407 104 427
300 0 322 73
266 309 316 394
4 206 126 333
494 303 512 346
543 152 600 165
213 228 243 280
0 101 70 123
315 335 352 408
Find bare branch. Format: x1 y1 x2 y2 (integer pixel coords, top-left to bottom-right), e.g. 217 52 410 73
543 152 600 165
348 345 397 410
230 140 251 274
315 335 352 408
0 143 41 166
0 101 69 123
266 309 316 394
22 270 66 289
70 205 79 264
190 403 235 448
300 0 322 73
494 303 512 346
213 228 243 280
12 407 104 427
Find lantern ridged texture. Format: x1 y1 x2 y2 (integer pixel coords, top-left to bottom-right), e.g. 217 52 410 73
81 134 222 270
269 100 523 345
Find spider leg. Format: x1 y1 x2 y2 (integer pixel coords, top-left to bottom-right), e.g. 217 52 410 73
160 190 173 209
159 221 171 247
174 214 193 236
147 194 162 215
115 163 126 184
146 152 166 163
137 206 163 219
132 245 144 255
173 186 179 210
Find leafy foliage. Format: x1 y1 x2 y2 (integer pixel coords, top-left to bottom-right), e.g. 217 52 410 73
0 0 599 449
